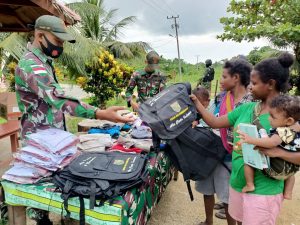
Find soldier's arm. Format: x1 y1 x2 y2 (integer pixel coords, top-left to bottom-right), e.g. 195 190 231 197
125 73 137 104
18 67 97 118
160 75 167 91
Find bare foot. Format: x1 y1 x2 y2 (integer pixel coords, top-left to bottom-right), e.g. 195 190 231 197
284 192 292 200
242 184 255 193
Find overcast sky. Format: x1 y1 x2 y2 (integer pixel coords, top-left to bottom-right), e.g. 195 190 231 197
62 0 268 64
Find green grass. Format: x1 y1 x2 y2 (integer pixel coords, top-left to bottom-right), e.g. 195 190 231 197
66 64 223 134
65 115 84 134
0 117 7 124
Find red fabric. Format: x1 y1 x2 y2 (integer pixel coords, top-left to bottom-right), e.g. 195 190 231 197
110 144 142 153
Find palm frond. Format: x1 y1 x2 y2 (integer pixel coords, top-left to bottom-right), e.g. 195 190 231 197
0 33 27 60
105 16 136 41
58 26 103 77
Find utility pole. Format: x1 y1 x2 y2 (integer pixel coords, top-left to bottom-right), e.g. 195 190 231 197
195 55 201 70
167 15 182 78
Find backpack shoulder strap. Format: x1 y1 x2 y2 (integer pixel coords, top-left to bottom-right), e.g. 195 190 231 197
252 103 264 130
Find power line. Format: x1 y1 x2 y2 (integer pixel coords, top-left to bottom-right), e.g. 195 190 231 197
167 15 182 77
161 0 175 12
151 39 175 49
151 0 173 15
141 0 170 17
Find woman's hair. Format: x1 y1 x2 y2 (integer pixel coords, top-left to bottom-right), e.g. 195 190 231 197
193 86 210 101
254 52 294 92
223 59 252 88
270 95 300 121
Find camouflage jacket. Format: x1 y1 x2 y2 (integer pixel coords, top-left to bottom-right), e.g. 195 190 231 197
125 69 166 103
201 66 215 83
15 45 97 139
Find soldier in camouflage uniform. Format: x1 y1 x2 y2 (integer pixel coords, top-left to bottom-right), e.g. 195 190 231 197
15 15 132 140
14 15 133 224
198 59 215 91
125 51 166 111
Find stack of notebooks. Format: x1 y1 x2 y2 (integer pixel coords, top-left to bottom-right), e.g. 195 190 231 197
2 128 80 184
239 123 269 170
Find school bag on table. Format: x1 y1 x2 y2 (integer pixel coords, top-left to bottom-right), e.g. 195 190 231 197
53 152 148 225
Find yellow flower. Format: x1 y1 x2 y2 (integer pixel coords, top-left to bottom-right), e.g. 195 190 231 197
117 72 123 78
108 54 114 61
76 76 87 88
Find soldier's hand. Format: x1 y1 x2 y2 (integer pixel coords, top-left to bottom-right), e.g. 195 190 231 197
95 106 135 123
131 101 140 112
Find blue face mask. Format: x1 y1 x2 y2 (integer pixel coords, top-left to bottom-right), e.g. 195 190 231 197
40 34 63 58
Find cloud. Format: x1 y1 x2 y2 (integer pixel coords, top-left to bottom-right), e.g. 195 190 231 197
62 0 269 63
63 0 230 36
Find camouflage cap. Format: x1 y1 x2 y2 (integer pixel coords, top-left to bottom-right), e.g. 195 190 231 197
146 51 160 70
35 15 75 43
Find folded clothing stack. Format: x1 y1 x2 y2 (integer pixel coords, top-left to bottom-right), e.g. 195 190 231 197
2 128 80 184
77 133 113 152
109 135 153 153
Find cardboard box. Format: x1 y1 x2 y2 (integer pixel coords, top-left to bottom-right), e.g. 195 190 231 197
0 92 20 120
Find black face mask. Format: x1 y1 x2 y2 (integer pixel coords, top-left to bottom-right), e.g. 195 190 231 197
40 35 63 58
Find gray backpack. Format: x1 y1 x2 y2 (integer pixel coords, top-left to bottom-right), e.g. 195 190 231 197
138 83 197 139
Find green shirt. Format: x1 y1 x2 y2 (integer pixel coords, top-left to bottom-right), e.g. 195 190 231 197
227 102 284 195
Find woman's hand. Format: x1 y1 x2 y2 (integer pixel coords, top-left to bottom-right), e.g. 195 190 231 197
259 146 300 165
95 106 135 123
192 120 199 128
258 147 283 158
190 94 202 108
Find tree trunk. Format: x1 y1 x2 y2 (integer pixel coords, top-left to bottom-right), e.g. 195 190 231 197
293 43 300 95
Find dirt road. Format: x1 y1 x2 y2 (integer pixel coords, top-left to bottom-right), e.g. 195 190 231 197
29 173 300 225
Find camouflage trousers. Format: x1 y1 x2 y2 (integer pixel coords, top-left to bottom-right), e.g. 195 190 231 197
201 82 212 91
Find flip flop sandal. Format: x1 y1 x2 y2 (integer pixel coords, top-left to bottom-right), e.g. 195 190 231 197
213 202 225 210
215 209 226 220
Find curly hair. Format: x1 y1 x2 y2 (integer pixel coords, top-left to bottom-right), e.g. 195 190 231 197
223 59 252 88
270 95 300 121
254 52 294 92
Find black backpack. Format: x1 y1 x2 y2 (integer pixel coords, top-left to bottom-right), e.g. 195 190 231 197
165 126 229 200
138 83 197 140
202 67 215 82
53 152 148 225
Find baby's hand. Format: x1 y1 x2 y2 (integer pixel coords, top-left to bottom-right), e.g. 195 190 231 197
237 129 252 144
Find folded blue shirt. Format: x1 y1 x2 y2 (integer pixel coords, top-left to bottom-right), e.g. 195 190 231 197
88 126 121 138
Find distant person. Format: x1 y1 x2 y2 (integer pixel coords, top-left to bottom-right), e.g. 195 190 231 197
198 59 215 91
125 51 166 111
191 86 210 128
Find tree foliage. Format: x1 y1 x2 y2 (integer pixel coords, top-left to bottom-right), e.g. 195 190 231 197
77 50 133 108
67 0 149 59
247 46 280 65
218 0 300 93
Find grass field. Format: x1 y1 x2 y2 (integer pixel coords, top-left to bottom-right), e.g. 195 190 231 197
66 66 223 134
